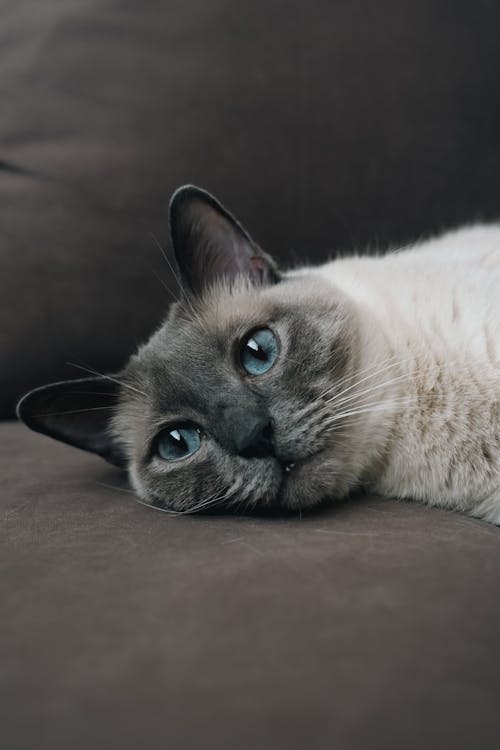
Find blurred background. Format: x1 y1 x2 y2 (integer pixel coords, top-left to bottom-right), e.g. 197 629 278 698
1 0 500 416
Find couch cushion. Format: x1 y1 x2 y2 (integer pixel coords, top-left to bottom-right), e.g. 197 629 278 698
2 421 500 749
2 0 500 416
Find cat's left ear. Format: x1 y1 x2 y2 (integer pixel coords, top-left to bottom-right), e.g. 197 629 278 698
16 376 127 467
169 185 280 296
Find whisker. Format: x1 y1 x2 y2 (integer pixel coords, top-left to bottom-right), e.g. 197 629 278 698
65 390 121 397
138 497 186 516
150 231 184 294
317 355 414 405
324 371 419 411
150 231 201 322
144 477 239 517
322 358 469 414
147 262 178 301
317 351 468 407
316 353 404 401
322 397 420 426
94 481 135 495
67 361 148 398
175 484 236 515
33 406 116 417
182 493 225 514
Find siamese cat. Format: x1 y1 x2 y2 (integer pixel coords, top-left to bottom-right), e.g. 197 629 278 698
18 186 500 523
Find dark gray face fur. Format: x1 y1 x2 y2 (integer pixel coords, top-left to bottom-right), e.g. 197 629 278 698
113 274 359 512
17 186 361 514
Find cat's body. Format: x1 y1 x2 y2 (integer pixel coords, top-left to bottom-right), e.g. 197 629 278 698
17 188 500 524
297 224 500 523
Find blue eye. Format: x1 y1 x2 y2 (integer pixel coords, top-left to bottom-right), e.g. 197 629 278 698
156 424 201 461
240 328 278 376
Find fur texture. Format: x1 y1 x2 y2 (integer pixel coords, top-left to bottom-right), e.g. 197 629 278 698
17 188 500 523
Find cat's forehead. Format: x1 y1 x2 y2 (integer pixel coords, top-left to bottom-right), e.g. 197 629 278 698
160 282 278 350
187 279 279 333
124 275 342 399
128 281 279 387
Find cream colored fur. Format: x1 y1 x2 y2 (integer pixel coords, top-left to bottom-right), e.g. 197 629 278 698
296 225 500 523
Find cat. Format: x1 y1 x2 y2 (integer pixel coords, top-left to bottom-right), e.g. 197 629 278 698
17 185 500 524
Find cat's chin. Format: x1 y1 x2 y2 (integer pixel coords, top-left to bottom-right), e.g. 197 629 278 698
274 450 341 511
131 451 348 515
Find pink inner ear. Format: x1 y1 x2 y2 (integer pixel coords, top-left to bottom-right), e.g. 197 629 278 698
249 255 267 282
171 185 280 294
249 254 274 284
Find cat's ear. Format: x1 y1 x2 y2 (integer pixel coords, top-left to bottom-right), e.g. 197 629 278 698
169 185 280 296
16 376 126 467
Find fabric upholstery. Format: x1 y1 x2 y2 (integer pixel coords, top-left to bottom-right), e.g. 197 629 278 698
2 3 500 748
2 0 500 416
2 422 500 749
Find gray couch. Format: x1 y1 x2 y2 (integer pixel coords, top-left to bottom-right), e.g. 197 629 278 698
2 2 500 748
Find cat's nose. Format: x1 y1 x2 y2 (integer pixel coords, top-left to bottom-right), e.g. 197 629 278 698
236 414 274 458
221 406 274 458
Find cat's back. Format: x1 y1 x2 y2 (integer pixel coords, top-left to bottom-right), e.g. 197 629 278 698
324 223 500 292
322 225 500 519
317 224 500 358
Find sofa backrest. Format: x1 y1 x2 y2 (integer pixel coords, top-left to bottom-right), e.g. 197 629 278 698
2 0 499 417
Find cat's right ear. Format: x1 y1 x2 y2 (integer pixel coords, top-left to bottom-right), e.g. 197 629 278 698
169 185 280 296
16 376 126 467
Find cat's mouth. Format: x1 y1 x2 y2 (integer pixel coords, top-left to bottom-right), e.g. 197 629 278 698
279 454 313 476
275 450 325 509
276 457 306 487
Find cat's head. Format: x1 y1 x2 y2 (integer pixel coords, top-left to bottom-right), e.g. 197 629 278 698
18 186 363 513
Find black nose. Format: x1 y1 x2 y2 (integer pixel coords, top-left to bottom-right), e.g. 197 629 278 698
236 415 274 458
221 407 274 458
